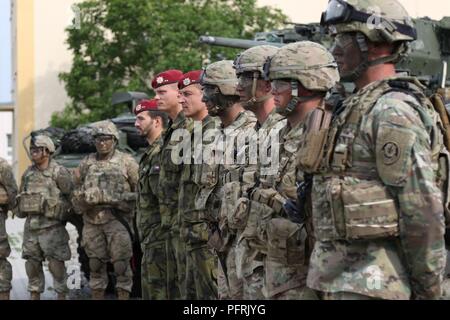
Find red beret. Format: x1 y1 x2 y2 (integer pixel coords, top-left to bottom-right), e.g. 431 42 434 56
134 99 158 115
151 69 183 89
178 70 203 90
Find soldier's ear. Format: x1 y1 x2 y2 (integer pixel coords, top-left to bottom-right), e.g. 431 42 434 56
263 80 272 94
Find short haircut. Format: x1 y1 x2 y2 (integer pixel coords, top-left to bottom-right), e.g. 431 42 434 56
147 110 169 128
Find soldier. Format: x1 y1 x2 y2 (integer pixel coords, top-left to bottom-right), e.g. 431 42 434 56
299 0 447 299
199 60 256 299
237 41 339 300
16 135 73 300
178 70 218 299
0 157 18 300
134 99 170 299
152 69 192 299
232 45 283 299
72 120 139 300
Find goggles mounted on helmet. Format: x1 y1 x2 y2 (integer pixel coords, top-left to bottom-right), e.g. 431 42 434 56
320 0 417 40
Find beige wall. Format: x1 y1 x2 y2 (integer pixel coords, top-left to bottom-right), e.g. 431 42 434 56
13 0 77 176
34 0 77 130
257 0 450 23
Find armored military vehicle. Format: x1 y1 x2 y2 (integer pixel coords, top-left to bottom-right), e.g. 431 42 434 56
200 16 450 103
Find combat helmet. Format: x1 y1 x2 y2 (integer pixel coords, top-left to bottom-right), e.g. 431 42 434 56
201 60 239 96
201 60 240 115
92 120 120 141
320 0 417 80
31 135 56 154
265 41 340 115
234 45 279 108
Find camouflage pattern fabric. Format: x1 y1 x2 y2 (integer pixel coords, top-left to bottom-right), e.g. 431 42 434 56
76 150 138 293
252 121 310 299
307 77 447 300
217 245 243 299
235 109 285 300
136 135 167 299
0 157 17 293
75 150 138 225
82 219 133 291
140 240 179 299
18 160 72 294
0 213 12 293
216 110 256 299
185 245 218 300
157 111 193 299
180 115 219 299
22 223 71 293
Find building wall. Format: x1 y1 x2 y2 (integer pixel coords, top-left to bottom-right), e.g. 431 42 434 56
34 0 76 130
13 0 77 176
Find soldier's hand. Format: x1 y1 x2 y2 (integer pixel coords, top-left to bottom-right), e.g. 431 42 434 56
283 199 304 224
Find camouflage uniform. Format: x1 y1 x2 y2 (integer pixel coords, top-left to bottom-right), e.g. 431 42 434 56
303 0 447 299
73 122 139 296
136 135 176 299
157 111 193 299
181 115 219 300
198 60 256 299
0 158 18 297
305 78 447 300
244 41 340 300
17 136 73 296
216 110 256 299
232 45 282 300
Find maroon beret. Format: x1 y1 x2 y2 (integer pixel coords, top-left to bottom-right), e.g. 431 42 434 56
134 99 158 115
151 69 183 89
178 70 203 90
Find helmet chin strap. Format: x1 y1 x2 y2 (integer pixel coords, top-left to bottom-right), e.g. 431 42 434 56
243 72 271 109
340 32 369 82
276 81 322 116
341 32 401 82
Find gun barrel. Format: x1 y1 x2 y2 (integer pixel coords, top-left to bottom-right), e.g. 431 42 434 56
199 35 284 49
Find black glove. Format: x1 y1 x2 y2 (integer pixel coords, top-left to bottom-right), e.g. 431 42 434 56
283 199 304 224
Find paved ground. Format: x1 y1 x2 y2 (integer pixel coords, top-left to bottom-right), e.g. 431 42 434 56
5 215 90 300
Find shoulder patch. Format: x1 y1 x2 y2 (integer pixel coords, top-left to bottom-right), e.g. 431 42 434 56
376 125 416 186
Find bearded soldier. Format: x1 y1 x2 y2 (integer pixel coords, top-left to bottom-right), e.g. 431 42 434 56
0 157 18 300
17 135 73 300
199 60 256 299
72 121 138 300
298 0 447 300
178 70 218 299
232 45 284 299
134 99 169 299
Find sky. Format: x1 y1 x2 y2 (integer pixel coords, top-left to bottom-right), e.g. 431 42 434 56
257 0 450 23
0 0 12 104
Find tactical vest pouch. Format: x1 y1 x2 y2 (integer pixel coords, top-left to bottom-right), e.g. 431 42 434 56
84 187 104 205
195 187 215 211
0 186 8 205
316 177 399 241
44 197 68 221
266 218 305 266
240 200 274 255
193 163 218 188
296 107 332 173
18 192 43 215
221 181 242 230
229 197 250 231
251 188 284 214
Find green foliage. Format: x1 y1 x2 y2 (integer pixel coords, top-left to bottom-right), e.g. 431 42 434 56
53 0 287 129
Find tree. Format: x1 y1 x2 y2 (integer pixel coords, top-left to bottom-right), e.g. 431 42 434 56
52 0 287 129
